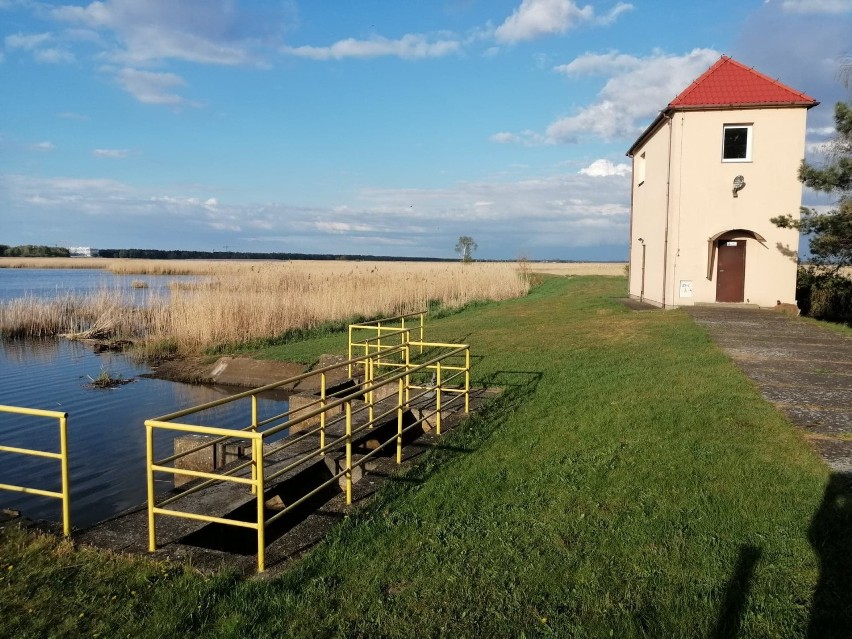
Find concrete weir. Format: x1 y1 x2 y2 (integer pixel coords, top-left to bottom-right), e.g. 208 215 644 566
76 378 494 576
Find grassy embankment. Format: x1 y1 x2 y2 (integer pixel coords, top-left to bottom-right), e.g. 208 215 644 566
1 275 847 637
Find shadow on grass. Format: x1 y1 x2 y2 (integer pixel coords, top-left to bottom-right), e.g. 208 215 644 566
376 370 543 496
807 472 852 637
712 544 762 639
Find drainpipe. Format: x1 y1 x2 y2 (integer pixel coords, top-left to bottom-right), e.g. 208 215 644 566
661 113 674 308
638 238 646 302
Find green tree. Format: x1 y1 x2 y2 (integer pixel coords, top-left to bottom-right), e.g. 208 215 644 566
455 236 477 263
771 101 852 272
772 99 852 320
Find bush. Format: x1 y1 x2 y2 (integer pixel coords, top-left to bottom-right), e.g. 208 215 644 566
796 267 852 323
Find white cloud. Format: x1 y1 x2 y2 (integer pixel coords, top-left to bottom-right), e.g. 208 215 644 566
51 0 266 66
579 159 630 177
34 48 75 64
115 68 188 105
805 140 832 155
499 48 720 144
595 2 634 25
33 141 55 151
282 34 461 60
807 126 836 135
92 148 131 158
496 0 592 42
494 0 631 43
5 32 74 63
5 32 52 50
781 0 852 14
490 132 520 144
315 221 377 234
58 111 90 121
554 50 641 75
490 130 549 146
1 167 631 258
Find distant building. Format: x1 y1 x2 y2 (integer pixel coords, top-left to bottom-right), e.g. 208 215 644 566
68 247 99 257
626 56 818 308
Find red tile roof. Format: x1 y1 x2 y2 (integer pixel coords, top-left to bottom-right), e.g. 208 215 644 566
669 55 817 108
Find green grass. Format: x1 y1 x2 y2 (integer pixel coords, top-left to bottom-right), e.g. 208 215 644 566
2 276 847 638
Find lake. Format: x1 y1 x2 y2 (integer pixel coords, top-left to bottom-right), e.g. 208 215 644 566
0 268 287 528
0 266 199 303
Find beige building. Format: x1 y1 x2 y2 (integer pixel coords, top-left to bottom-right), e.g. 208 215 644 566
627 56 818 308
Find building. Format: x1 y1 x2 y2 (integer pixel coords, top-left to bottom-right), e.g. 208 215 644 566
68 247 99 257
626 56 818 308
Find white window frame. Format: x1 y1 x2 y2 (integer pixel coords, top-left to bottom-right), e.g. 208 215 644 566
722 124 752 163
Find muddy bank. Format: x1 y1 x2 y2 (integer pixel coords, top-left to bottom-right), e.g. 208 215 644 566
146 354 352 392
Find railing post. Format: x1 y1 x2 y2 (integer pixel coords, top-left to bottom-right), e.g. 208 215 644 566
377 322 382 354
348 326 354 378
419 312 424 353
397 378 404 464
320 372 326 457
367 356 374 427
58 414 70 537
404 344 411 404
465 347 470 414
146 422 156 552
436 361 442 436
254 437 266 573
251 394 258 495
345 401 353 505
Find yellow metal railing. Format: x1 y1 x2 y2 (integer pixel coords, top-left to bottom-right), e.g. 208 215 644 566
145 322 470 573
0 405 71 536
348 310 425 376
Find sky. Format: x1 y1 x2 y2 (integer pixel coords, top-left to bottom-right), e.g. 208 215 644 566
1 0 850 261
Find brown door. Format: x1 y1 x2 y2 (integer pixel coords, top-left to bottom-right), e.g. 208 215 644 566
716 240 746 302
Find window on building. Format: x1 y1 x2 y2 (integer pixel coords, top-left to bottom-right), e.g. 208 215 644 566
637 152 646 186
722 124 752 162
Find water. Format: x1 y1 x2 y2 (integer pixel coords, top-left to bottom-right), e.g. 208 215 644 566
0 267 199 304
0 269 288 528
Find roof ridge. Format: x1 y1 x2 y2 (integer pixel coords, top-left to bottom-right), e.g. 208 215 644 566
667 55 817 109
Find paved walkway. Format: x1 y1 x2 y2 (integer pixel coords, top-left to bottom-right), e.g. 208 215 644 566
686 306 852 473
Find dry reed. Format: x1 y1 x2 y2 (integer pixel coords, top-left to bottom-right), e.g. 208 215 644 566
0 261 529 354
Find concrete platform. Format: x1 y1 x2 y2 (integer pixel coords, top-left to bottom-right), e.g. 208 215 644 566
687 306 852 472
74 386 496 576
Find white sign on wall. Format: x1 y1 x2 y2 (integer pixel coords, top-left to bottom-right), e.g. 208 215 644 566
679 280 693 298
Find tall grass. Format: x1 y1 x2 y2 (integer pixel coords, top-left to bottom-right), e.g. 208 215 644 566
0 261 529 353
0 290 155 339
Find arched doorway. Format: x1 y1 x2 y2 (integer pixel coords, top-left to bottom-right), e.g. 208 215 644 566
705 229 767 303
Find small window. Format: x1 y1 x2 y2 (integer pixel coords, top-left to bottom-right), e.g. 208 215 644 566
722 124 752 162
637 152 646 186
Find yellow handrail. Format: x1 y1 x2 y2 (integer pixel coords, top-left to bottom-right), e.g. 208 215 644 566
348 311 425 373
145 313 470 573
0 404 71 536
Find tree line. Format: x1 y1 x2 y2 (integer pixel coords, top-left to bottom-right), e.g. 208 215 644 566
1 245 70 257
0 245 454 263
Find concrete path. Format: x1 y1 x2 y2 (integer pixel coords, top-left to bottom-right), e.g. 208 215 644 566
686 306 852 473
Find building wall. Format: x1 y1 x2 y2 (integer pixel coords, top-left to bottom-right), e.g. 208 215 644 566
628 118 673 307
630 107 805 308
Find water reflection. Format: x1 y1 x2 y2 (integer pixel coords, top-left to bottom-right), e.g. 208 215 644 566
0 338 287 528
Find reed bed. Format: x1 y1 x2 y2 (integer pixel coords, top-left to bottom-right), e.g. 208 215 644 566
0 290 162 340
0 261 529 354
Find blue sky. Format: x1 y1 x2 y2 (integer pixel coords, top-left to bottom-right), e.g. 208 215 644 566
1 0 850 260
